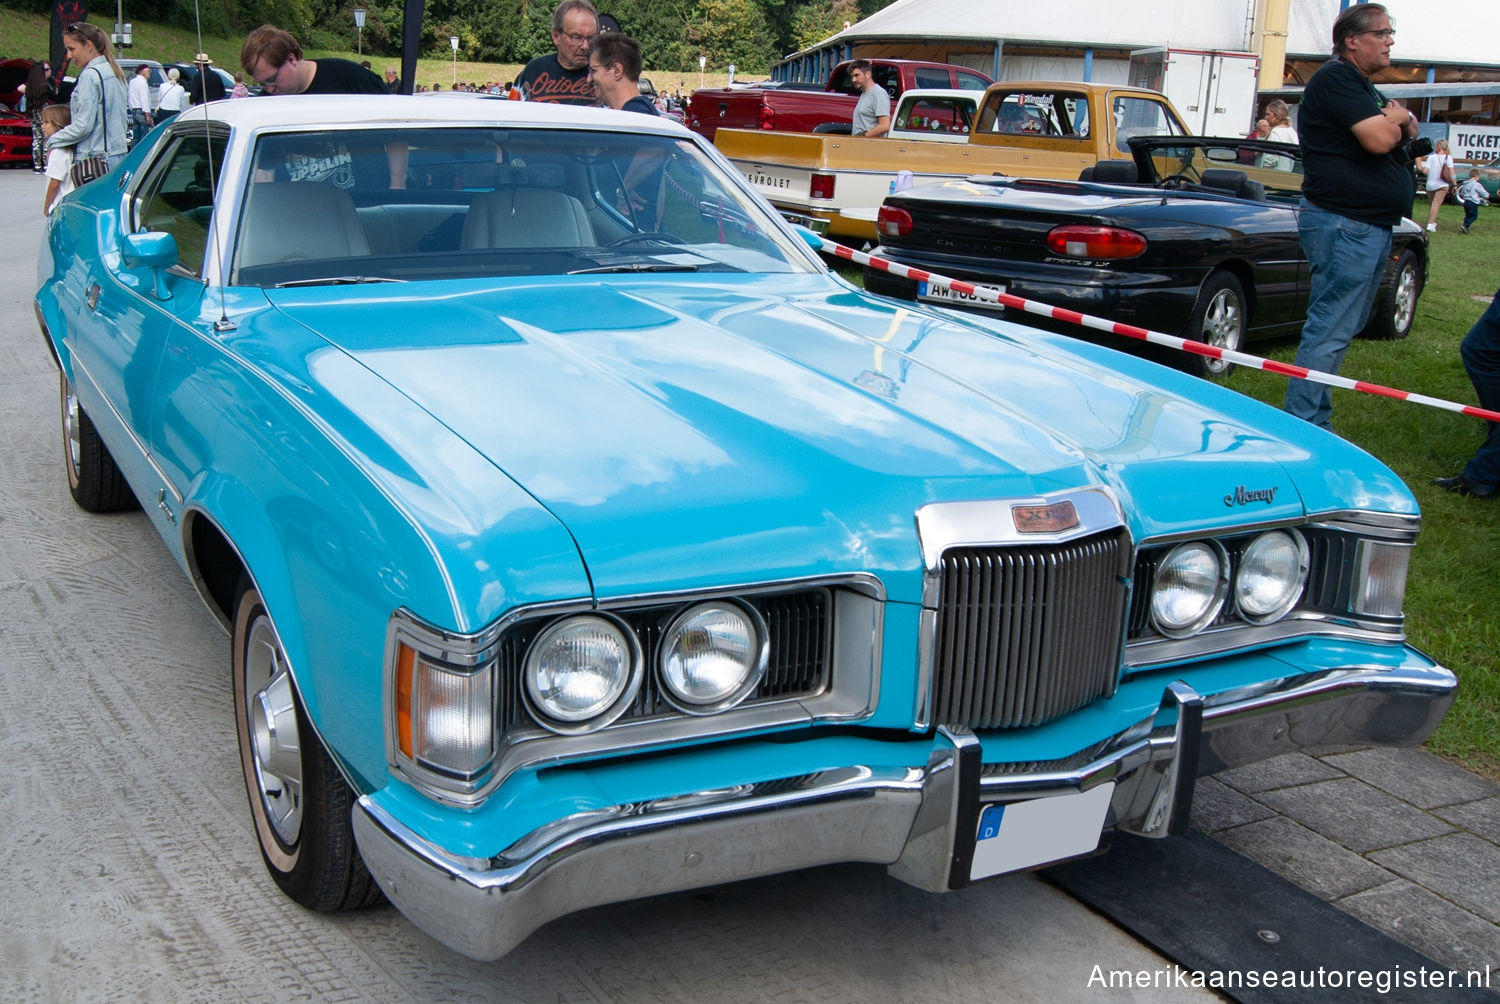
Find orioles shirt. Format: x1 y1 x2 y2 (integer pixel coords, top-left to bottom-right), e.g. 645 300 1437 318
518 53 597 105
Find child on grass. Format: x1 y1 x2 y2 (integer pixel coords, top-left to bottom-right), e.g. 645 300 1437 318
41 104 75 216
1457 169 1488 234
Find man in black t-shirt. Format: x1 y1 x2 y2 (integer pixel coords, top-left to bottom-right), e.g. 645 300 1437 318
240 25 405 189
240 25 389 97
1284 2 1419 430
518 0 600 106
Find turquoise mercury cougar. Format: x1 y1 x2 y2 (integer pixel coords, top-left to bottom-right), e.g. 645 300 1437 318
35 96 1454 960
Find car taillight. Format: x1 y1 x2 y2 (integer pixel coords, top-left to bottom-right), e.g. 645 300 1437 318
1046 225 1147 259
760 106 775 129
811 173 836 200
878 206 913 237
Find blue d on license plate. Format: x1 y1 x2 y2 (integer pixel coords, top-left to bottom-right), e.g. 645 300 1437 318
970 783 1114 880
918 280 1005 311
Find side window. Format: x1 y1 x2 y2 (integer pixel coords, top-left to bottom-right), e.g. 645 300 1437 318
1113 96 1186 153
912 68 949 90
134 132 227 274
956 72 990 91
873 65 899 99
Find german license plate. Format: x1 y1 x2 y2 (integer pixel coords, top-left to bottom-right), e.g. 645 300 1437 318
918 280 1004 310
970 783 1114 880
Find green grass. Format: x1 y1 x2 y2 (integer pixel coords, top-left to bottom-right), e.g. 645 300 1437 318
1224 200 1500 778
836 202 1500 778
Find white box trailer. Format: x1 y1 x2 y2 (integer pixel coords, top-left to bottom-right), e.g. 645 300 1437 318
1128 47 1260 137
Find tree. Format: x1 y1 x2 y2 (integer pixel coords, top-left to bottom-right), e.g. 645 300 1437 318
687 0 775 74
790 0 857 52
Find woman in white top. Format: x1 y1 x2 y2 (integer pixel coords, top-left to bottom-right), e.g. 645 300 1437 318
157 67 188 114
1258 99 1299 172
1265 99 1298 145
1422 139 1455 232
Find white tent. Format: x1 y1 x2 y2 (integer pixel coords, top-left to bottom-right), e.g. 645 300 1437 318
796 0 1499 70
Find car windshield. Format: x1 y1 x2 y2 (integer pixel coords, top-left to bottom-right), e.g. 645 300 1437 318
1136 140 1306 204
230 125 814 288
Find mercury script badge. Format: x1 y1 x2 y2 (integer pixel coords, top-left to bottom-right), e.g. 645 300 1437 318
1225 485 1278 507
1011 500 1079 533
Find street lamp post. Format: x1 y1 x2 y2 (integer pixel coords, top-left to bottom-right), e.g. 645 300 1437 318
353 7 365 58
698 54 706 90
450 35 459 86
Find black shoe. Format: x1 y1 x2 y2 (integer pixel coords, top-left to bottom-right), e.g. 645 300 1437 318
1432 473 1496 498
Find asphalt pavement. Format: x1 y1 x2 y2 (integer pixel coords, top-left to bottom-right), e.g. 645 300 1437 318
2 163 1497 1001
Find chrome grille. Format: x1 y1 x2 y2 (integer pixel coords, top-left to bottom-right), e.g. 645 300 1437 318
930 530 1129 729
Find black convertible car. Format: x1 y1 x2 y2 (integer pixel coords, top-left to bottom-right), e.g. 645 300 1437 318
863 136 1427 377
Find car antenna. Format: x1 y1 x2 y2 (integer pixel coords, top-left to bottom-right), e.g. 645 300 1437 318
190 2 235 331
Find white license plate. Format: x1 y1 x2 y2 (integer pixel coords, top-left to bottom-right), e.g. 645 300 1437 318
970 783 1114 880
918 280 1004 310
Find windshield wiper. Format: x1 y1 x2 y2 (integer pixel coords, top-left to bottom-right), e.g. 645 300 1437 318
275 275 407 288
568 262 700 274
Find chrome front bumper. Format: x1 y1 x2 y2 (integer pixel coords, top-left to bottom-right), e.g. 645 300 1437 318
352 662 1455 961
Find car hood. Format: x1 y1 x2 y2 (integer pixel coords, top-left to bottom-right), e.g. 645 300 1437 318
264 274 1412 603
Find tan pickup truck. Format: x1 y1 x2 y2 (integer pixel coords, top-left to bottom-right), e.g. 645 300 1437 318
716 81 1190 240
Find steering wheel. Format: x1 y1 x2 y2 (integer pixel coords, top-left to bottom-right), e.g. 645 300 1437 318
1159 173 1195 189
604 232 685 248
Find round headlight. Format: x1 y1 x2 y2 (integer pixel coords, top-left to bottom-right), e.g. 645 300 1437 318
1151 541 1229 638
523 615 641 733
659 602 768 714
1235 530 1309 623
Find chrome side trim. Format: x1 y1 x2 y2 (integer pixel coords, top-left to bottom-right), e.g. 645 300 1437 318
353 658 1454 961
70 354 183 506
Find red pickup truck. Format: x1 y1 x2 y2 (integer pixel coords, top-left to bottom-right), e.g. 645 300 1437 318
687 59 992 142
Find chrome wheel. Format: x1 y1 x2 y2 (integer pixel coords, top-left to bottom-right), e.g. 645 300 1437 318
58 371 136 512
232 582 383 911
62 380 83 486
244 614 303 848
1390 257 1419 336
1360 248 1421 340
1191 273 1246 379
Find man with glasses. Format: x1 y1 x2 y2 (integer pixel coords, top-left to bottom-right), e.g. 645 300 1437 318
239 25 405 189
240 25 387 97
518 0 600 106
1284 2 1419 431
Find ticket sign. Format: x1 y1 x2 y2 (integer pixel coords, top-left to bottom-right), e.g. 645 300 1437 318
1450 125 1500 164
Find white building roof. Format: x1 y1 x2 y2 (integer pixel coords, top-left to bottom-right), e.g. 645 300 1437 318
800 0 1500 69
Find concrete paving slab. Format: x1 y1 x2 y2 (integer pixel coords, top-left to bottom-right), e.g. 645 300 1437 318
1337 879 1500 974
1210 816 1394 901
1190 775 1278 832
1212 751 1344 794
1434 796 1500 837
1369 833 1500 924
1255 778 1455 853
1324 747 1500 810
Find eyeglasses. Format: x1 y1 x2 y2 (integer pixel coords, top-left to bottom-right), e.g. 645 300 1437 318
253 61 289 91
560 31 597 45
1355 29 1397 40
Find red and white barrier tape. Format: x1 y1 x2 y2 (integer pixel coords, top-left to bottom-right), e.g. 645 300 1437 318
809 233 1500 425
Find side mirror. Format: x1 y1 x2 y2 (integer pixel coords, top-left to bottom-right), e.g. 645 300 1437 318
122 231 178 300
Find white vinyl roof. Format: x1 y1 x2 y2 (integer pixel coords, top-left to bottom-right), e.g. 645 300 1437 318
172 93 693 134
797 0 1500 69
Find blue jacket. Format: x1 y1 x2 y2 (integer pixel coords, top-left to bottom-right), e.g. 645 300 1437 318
47 56 129 159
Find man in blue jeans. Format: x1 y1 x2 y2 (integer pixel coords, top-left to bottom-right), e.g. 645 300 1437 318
1286 3 1419 430
1433 293 1500 499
